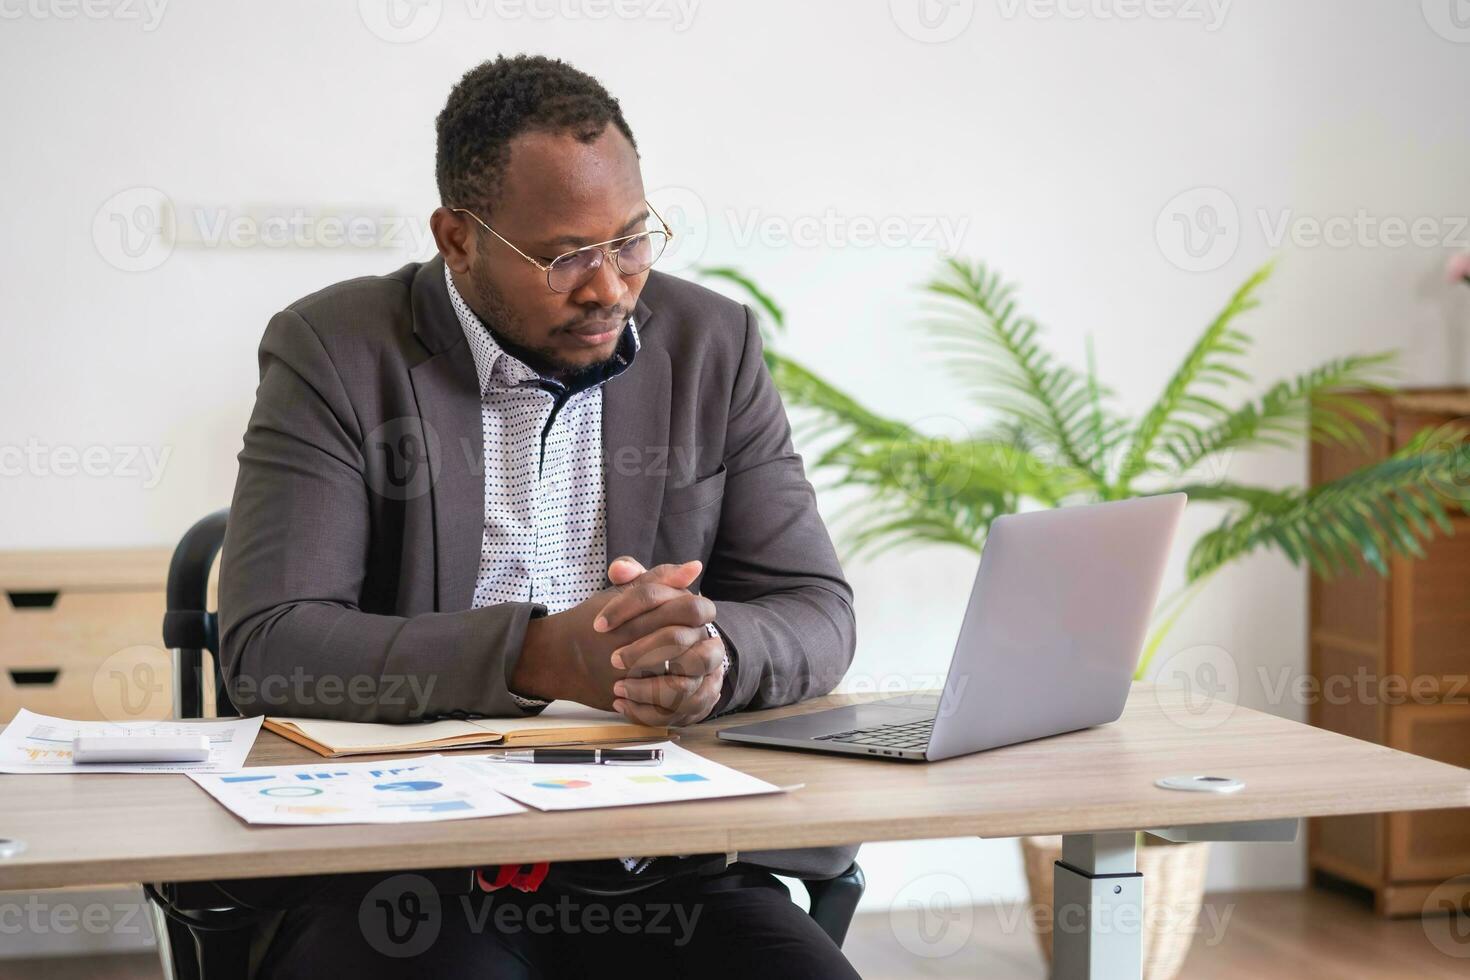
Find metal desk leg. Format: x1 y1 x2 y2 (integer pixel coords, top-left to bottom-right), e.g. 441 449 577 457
1053 832 1142 980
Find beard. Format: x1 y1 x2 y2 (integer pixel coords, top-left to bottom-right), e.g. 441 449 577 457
466 251 628 384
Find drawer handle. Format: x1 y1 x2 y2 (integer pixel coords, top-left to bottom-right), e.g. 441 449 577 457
8 669 61 687
6 591 59 610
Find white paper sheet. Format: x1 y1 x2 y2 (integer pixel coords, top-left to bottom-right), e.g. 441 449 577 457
187 755 526 825
456 741 783 811
0 709 263 774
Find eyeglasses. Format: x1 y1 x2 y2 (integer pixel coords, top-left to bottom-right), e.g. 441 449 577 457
451 201 674 294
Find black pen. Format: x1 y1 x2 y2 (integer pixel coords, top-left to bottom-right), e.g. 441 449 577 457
485 748 663 766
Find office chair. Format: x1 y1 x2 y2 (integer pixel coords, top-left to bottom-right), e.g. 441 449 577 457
151 509 866 980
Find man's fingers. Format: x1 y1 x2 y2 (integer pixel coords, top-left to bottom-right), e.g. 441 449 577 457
618 634 724 678
610 624 703 671
612 673 700 707
613 671 723 727
612 696 673 727
651 560 702 590
593 560 703 632
605 558 698 592
607 556 646 586
604 593 717 653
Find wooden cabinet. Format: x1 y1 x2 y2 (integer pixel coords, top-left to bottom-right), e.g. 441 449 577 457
0 549 174 724
1309 388 1470 916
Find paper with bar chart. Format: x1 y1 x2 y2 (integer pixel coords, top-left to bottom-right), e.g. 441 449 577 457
186 755 526 825
456 741 783 811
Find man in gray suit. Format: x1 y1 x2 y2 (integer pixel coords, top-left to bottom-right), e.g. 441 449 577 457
220 54 859 978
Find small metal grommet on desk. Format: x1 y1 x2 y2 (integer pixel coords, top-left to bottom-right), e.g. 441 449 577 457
1155 775 1244 794
0 838 27 859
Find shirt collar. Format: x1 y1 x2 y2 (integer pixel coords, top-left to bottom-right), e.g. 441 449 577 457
443 262 640 398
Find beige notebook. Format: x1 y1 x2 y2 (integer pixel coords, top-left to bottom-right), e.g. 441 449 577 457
264 702 667 758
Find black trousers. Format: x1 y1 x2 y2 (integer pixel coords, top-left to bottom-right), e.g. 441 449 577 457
257 868 861 979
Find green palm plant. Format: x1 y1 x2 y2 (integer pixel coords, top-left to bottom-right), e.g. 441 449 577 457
700 261 1470 678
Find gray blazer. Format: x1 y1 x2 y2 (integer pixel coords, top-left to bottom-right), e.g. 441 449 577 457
219 255 858 876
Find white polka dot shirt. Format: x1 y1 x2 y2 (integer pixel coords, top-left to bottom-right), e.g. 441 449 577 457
444 264 639 707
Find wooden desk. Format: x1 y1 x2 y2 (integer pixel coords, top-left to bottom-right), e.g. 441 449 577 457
3 685 1469 978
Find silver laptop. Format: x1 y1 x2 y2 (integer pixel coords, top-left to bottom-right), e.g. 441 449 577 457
717 493 1186 762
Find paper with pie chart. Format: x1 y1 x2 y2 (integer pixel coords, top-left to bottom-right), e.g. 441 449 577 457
186 754 525 825
456 741 783 811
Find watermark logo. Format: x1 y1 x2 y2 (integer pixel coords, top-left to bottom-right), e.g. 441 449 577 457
1422 876 1470 957
0 0 170 30
995 0 1231 31
227 668 439 715
93 187 174 273
890 0 975 43
363 417 442 501
0 439 172 487
0 894 151 938
726 208 969 253
647 186 709 273
890 873 975 958
882 415 983 504
359 0 443 42
358 0 698 40
1157 187 1470 271
1255 665 1469 709
359 874 442 958
1151 643 1238 730
1422 0 1470 43
1257 209 1470 251
93 188 435 271
1156 187 1240 273
92 646 171 722
490 0 699 30
1418 418 1470 504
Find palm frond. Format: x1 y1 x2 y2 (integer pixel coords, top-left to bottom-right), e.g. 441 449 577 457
836 498 991 559
1167 481 1299 513
1159 354 1395 475
768 350 1088 552
767 353 910 441
1186 436 1470 581
697 266 785 335
921 258 1120 489
818 434 1087 511
1117 262 1273 489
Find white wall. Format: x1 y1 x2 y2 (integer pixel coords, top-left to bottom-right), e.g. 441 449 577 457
2 0 1468 917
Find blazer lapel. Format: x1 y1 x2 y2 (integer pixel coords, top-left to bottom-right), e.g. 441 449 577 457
603 298 670 570
410 257 485 612
410 350 484 612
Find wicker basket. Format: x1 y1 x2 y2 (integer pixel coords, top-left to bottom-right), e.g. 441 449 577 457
1020 835 1209 980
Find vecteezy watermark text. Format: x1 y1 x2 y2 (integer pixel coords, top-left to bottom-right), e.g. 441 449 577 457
0 0 168 30
1156 186 1470 272
357 0 698 44
227 669 439 716
357 874 704 959
0 440 171 488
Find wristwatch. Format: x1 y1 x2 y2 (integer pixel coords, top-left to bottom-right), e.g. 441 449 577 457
705 622 730 675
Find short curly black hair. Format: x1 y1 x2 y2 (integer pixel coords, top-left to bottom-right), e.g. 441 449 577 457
435 55 638 215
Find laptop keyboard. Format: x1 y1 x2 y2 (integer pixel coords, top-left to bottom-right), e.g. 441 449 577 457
814 717 934 750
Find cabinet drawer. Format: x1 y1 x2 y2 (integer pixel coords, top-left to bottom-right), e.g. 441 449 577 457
1386 703 1470 883
0 590 171 723
1313 565 1388 650
1390 519 1470 698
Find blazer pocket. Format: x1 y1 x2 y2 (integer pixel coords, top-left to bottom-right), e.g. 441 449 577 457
660 465 727 516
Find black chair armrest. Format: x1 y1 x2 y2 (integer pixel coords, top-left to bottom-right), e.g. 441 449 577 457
163 508 229 719
802 861 866 948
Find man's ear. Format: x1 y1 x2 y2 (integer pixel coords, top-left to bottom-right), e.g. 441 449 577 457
429 207 474 273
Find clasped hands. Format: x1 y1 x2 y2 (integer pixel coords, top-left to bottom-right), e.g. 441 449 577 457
512 557 727 726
